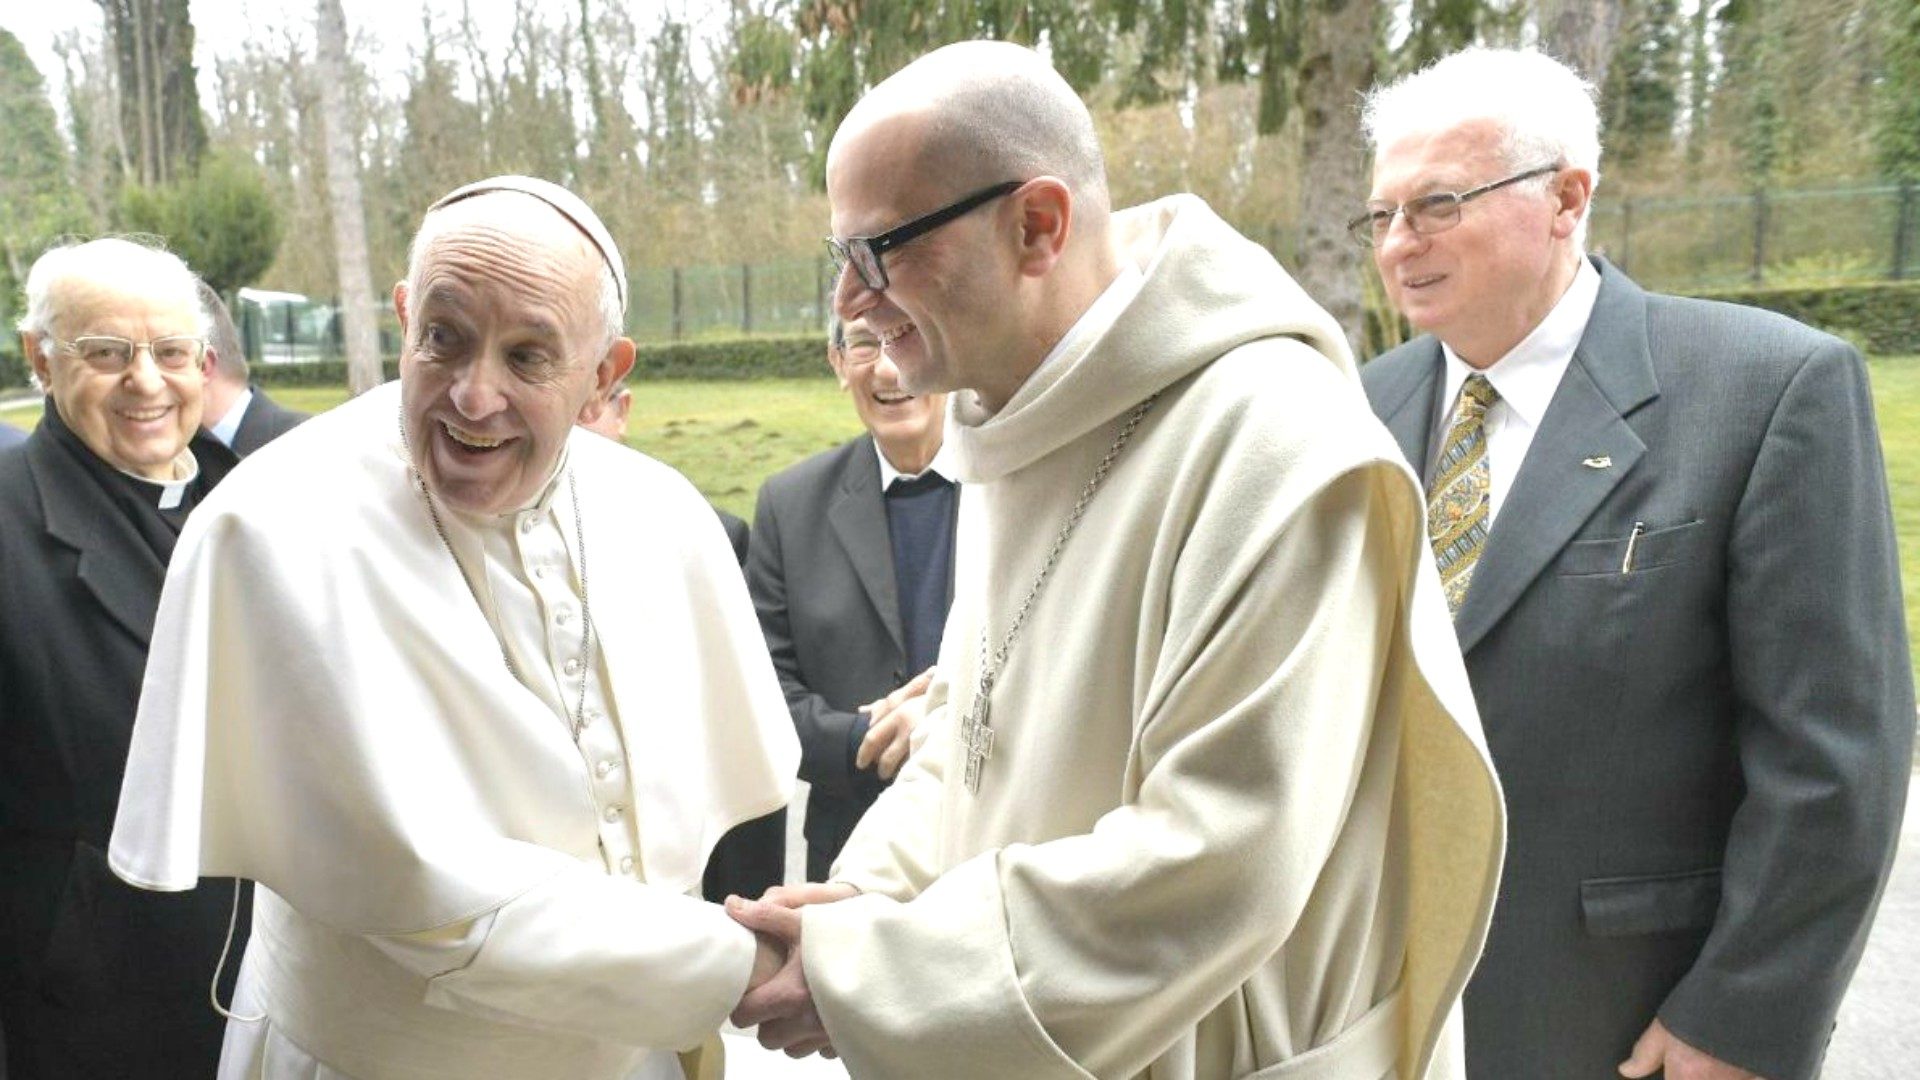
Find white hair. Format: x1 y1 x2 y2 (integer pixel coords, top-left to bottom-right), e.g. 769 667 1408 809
404 199 625 353
1362 47 1602 250
15 237 210 344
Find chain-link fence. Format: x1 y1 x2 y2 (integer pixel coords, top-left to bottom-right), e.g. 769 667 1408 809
616 182 1917 344
1585 183 1920 292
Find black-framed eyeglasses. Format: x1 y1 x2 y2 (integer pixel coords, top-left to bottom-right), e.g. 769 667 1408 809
58 334 206 374
1348 164 1562 248
826 180 1027 292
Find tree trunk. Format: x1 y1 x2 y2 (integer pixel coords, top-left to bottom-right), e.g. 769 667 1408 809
1296 0 1376 358
1537 0 1624 88
314 0 384 394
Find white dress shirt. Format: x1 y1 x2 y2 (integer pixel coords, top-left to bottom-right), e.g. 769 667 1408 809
1428 258 1602 526
206 387 254 449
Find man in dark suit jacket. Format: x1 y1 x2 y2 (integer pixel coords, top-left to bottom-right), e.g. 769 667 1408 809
2 239 247 1078
1356 48 1912 1080
194 281 306 455
748 314 958 881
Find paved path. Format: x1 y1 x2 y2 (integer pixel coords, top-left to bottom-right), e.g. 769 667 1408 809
727 779 1920 1078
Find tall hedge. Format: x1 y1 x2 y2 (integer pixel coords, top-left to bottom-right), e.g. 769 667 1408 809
1690 281 1920 355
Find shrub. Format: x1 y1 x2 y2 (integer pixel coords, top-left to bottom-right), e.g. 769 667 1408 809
1690 280 1920 354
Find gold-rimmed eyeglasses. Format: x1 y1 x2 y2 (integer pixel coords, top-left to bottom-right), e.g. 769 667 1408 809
58 334 206 374
1348 164 1562 248
836 336 885 370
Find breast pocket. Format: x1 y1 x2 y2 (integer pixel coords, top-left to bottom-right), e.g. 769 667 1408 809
1554 518 1706 577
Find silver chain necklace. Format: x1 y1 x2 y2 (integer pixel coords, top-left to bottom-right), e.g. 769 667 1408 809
404 415 596 741
960 392 1160 793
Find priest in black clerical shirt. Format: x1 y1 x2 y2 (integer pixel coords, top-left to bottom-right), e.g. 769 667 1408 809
747 313 959 881
0 237 245 1079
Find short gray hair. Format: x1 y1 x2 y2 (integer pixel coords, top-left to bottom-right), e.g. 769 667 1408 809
16 237 209 344
404 199 625 353
195 280 248 383
1362 47 1602 249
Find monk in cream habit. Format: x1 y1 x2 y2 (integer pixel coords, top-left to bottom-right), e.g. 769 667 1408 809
726 43 1506 1079
109 177 798 1080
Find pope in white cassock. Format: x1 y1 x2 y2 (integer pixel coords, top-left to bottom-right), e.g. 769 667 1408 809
108 177 798 1080
725 43 1507 1080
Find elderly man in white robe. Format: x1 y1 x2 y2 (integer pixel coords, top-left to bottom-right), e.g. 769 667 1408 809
108 176 798 1080
725 42 1505 1080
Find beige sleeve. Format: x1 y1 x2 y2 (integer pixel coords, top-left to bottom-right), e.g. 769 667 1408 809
825 667 956 897
368 862 755 1052
803 468 1405 1078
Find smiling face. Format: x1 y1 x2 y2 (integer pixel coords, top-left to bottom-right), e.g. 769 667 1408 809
1370 119 1586 367
832 316 946 473
827 113 1024 404
27 278 209 480
397 197 630 517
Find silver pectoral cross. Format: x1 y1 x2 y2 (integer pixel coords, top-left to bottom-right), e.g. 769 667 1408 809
960 692 996 794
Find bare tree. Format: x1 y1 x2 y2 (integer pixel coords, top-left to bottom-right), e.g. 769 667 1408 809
1538 0 1625 87
1296 0 1376 356
315 0 384 393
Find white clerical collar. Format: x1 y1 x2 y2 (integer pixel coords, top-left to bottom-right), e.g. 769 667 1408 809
115 448 200 510
1026 265 1145 388
1439 257 1601 431
206 387 254 448
876 440 957 491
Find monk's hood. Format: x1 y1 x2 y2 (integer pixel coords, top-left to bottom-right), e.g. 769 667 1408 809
948 193 1355 483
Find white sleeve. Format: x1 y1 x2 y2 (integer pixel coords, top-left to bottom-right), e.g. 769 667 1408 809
367 862 756 1051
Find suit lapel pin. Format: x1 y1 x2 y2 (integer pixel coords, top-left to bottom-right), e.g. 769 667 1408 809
1581 455 1613 469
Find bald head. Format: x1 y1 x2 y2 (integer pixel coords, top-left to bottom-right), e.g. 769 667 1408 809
830 41 1109 214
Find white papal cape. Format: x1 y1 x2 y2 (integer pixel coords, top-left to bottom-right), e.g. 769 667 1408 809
802 195 1506 1079
109 382 798 1079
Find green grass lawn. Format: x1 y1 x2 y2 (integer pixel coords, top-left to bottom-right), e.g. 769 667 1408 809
7 361 1920 687
1867 357 1920 693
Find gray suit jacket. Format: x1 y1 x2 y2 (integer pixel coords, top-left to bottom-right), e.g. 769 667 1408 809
1362 258 1912 1080
746 436 956 881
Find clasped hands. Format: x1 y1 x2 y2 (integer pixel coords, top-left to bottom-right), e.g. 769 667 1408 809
727 882 857 1058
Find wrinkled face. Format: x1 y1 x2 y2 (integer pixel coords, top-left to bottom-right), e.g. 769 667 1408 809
1370 120 1567 365
827 117 1014 398
397 212 618 517
832 316 947 453
27 280 208 480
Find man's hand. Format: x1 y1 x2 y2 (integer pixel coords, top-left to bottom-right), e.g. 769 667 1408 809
1619 1019 1761 1080
727 897 835 1058
855 667 935 780
756 882 859 909
746 930 785 994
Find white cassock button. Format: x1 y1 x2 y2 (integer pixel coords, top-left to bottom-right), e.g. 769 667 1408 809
556 608 572 627
604 804 623 823
564 657 582 676
533 565 547 580
596 759 616 779
520 517 536 535
619 856 635 874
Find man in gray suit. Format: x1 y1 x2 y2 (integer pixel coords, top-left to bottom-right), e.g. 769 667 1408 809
1357 47 1912 1080
747 313 956 881
194 282 306 456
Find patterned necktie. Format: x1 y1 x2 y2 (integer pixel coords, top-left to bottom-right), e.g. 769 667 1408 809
1429 374 1500 616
